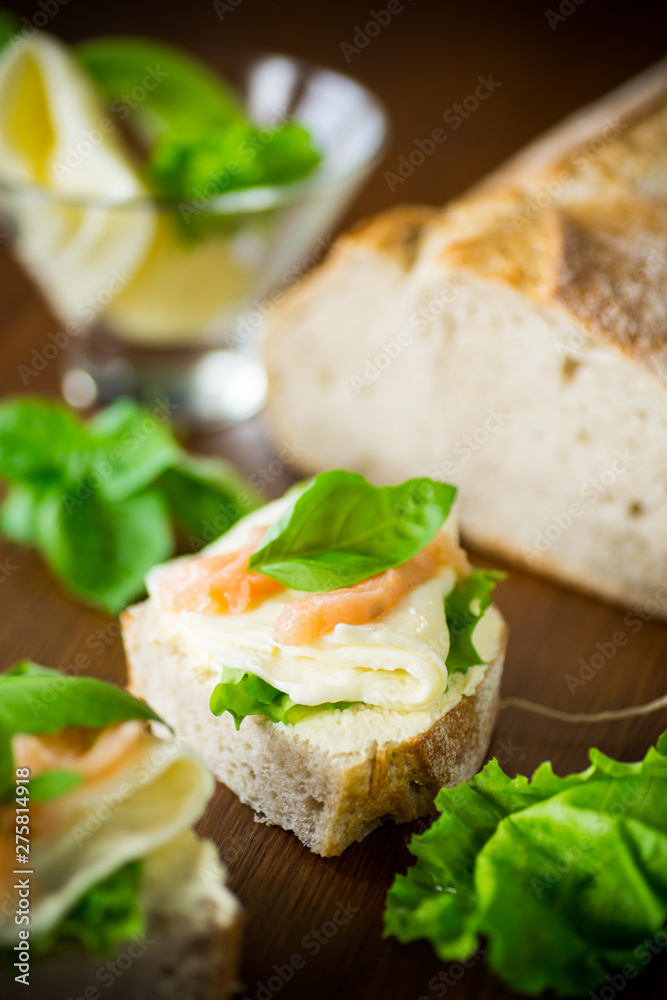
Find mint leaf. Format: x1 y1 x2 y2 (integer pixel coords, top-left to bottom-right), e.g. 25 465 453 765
76 36 245 143
210 667 354 730
36 487 172 613
32 861 144 957
29 770 84 803
147 120 321 201
385 733 667 997
249 471 457 592
160 453 259 546
445 569 505 673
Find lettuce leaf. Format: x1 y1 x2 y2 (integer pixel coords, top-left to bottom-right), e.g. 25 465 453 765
384 732 667 997
444 569 505 673
249 471 457 592
32 860 144 957
209 667 354 730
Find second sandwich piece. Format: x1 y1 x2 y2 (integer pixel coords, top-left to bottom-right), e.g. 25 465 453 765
123 471 507 856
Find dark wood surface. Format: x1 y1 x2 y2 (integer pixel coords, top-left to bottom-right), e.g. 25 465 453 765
2 2 667 998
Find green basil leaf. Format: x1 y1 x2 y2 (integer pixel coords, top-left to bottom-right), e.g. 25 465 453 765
0 661 163 734
87 398 180 502
248 471 457 591
445 569 505 673
0 397 91 485
159 453 259 547
29 770 84 803
76 36 245 143
385 733 667 997
32 860 144 957
36 488 173 613
210 666 354 730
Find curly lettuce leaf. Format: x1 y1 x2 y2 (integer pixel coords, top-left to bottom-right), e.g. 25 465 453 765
385 732 667 997
210 667 354 730
444 569 505 673
33 861 144 957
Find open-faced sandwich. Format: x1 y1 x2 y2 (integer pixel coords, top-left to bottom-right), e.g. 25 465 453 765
0 663 241 999
123 471 507 856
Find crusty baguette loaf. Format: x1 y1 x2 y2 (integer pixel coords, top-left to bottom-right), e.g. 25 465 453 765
6 833 241 1000
122 601 507 857
263 60 667 617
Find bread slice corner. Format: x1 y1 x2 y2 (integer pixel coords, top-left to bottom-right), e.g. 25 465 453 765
121 601 507 857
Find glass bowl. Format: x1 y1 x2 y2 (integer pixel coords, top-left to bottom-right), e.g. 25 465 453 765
0 51 388 425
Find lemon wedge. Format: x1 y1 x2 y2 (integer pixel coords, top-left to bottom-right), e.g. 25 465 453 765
0 33 155 325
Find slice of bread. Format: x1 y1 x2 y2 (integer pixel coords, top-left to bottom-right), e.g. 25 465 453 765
262 60 667 617
6 831 241 1000
122 601 506 857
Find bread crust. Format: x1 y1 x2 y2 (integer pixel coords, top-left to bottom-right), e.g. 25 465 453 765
268 60 667 386
121 603 507 857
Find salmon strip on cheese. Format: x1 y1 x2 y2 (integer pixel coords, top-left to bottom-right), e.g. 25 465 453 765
160 525 283 615
273 530 470 646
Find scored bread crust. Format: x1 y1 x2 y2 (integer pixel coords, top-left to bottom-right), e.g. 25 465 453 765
121 602 507 857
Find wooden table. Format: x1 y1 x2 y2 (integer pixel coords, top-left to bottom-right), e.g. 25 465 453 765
2 2 667 997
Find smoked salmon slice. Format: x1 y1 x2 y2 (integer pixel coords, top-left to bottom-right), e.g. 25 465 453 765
273 530 470 646
160 526 283 615
161 524 469 644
